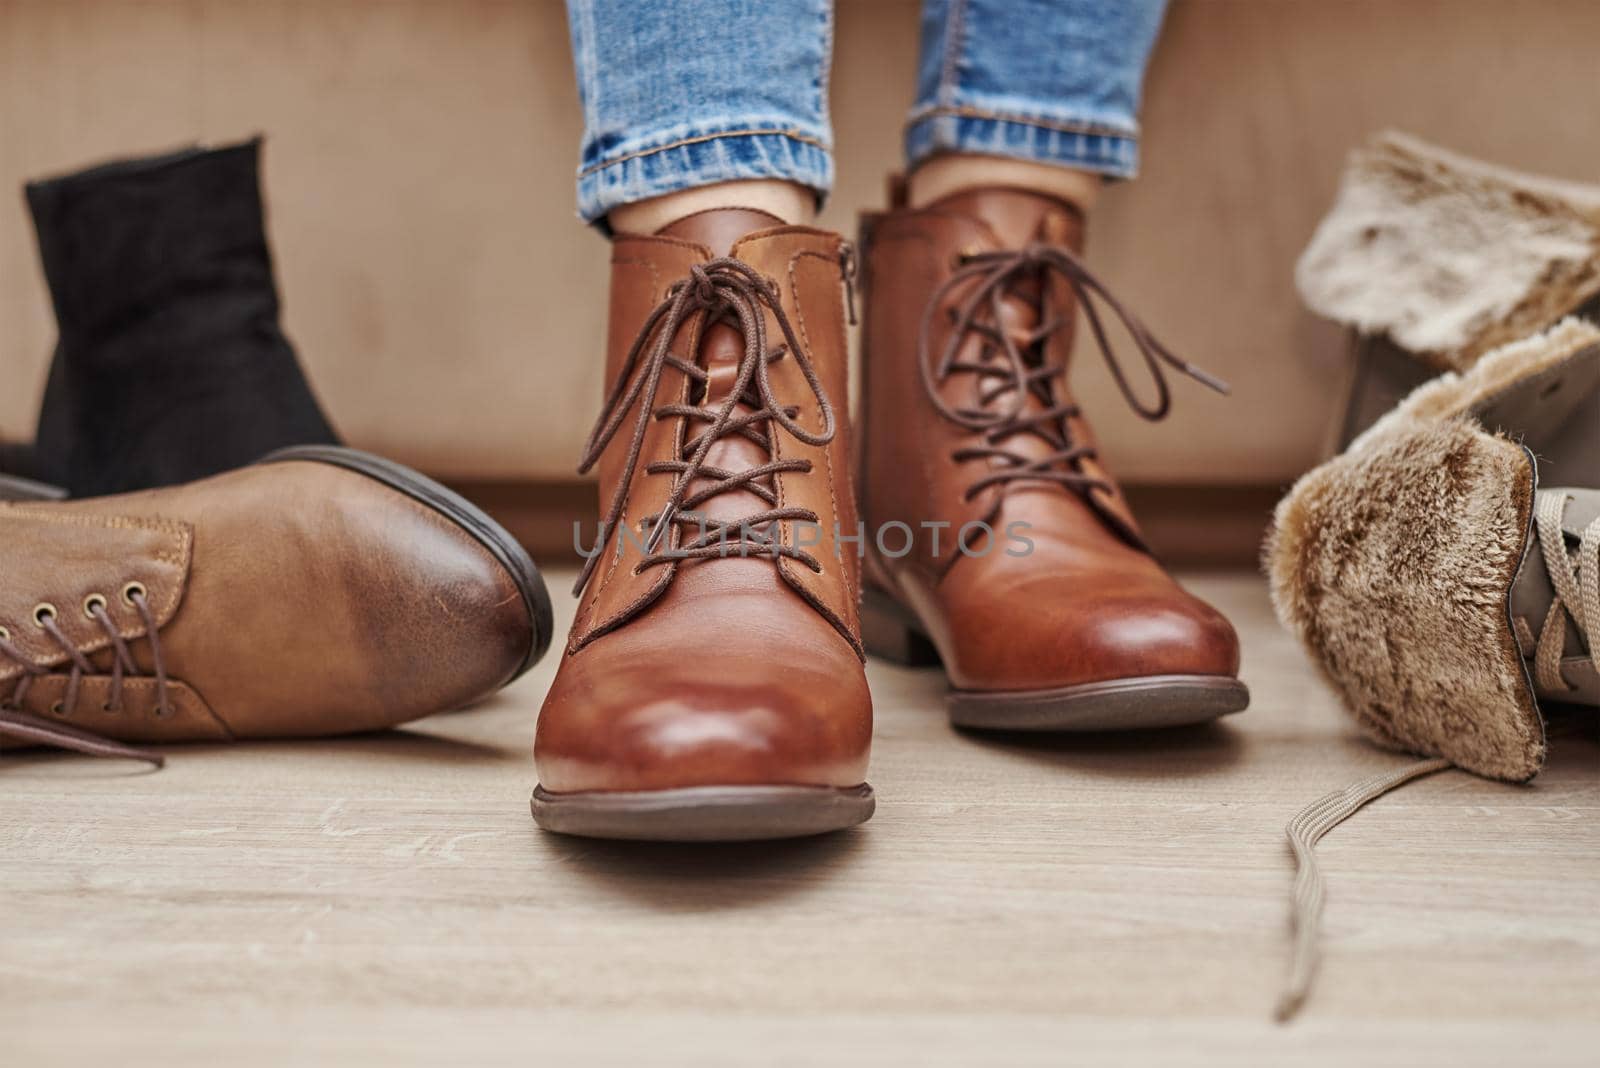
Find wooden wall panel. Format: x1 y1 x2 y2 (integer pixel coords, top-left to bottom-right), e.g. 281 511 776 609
0 1 1596 484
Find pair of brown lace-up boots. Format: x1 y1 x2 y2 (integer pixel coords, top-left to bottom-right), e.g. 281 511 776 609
533 187 1250 841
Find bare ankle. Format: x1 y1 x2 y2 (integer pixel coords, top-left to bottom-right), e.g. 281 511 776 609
907 154 1101 215
607 179 816 234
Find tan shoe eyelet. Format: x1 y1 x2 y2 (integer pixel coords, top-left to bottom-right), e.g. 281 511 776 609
83 593 108 619
33 603 57 627
0 625 10 641
121 582 147 607
49 700 66 716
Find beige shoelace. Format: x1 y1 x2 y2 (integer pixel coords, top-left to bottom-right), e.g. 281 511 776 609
1532 492 1600 693
1275 756 1452 1021
1278 496 1599 1020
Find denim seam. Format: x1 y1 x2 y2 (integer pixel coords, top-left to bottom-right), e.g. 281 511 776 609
817 2 835 129
907 104 1139 142
938 0 970 107
577 127 831 179
574 0 598 136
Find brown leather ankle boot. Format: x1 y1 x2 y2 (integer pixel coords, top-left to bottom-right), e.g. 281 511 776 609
857 186 1248 730
0 447 551 765
532 209 874 841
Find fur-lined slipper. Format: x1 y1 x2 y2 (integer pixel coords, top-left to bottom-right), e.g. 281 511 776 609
1297 131 1600 372
1268 407 1600 1018
1269 416 1543 781
1274 227 1600 1023
1268 317 1600 780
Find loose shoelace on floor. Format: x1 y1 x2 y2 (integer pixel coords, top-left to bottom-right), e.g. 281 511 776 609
1531 492 1600 693
1278 498 1600 1020
573 258 837 611
1276 756 1452 1021
917 243 1229 509
0 589 169 767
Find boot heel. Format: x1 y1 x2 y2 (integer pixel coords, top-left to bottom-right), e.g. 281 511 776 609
861 588 941 667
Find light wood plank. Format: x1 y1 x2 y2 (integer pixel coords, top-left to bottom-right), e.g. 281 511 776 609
2 571 1596 1064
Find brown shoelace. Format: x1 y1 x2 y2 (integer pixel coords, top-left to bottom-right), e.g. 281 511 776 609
0 589 169 767
574 258 837 603
918 243 1228 507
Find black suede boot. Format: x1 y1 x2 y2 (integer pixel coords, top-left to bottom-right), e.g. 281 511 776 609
26 138 338 496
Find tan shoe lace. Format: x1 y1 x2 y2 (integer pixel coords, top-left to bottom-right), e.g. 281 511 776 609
1274 494 1600 1021
1532 491 1600 693
1275 756 1452 1021
918 243 1228 506
0 588 169 767
573 258 838 611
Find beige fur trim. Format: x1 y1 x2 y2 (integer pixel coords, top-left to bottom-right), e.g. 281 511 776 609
1267 322 1589 779
1351 317 1600 451
1297 131 1600 371
1267 418 1543 781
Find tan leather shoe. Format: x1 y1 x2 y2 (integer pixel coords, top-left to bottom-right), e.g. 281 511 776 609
0 446 552 765
532 209 874 841
857 186 1248 729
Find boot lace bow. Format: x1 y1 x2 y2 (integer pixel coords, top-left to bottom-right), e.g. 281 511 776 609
919 242 1228 505
574 257 837 600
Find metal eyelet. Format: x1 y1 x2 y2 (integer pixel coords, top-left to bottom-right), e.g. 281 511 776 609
49 700 66 716
121 582 147 607
951 245 982 268
33 603 57 627
83 593 108 619
0 625 9 641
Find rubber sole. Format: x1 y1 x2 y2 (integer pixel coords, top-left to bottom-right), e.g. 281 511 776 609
0 473 68 502
948 674 1250 731
261 445 554 676
862 586 1249 731
531 784 875 842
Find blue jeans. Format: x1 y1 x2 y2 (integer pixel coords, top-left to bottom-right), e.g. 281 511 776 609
565 0 1168 224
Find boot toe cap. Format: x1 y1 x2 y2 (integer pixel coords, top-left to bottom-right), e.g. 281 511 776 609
944 579 1241 692
535 646 872 794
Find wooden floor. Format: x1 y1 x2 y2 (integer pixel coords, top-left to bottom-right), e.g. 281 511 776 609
3 571 1596 1066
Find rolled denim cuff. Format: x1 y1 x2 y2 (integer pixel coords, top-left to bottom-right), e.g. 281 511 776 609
905 107 1140 181
575 123 833 225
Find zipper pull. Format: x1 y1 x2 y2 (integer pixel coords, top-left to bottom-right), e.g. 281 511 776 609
839 241 859 326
